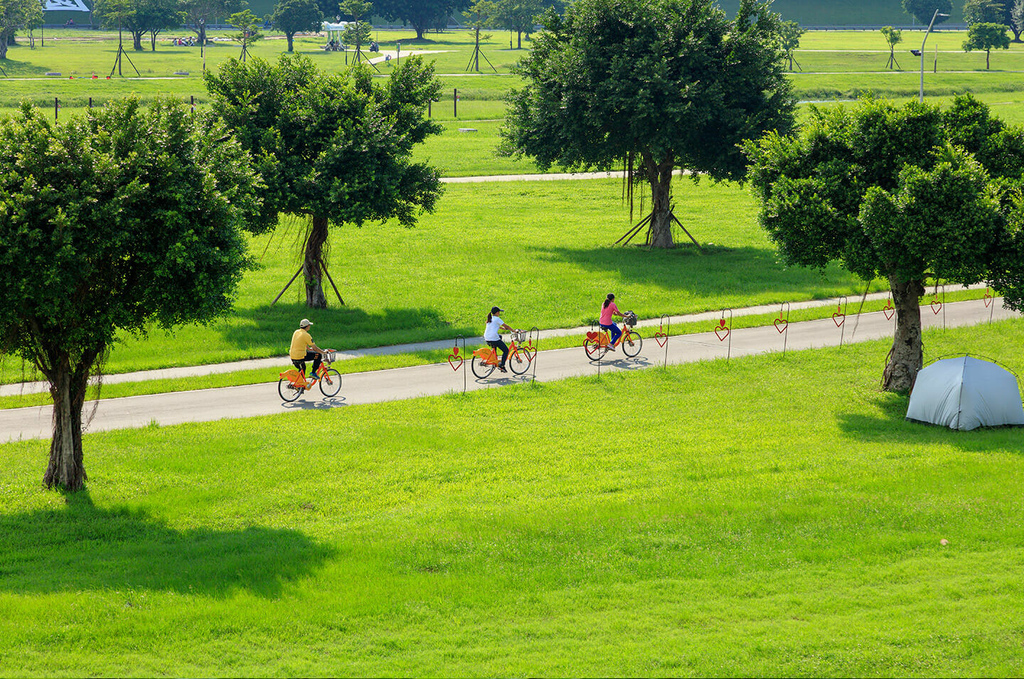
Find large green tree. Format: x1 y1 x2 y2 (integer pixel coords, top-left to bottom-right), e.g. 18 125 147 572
0 99 263 491
204 54 444 308
963 0 1006 25
271 0 322 52
180 0 243 46
963 21 1011 69
94 0 179 51
373 0 469 40
745 96 1024 392
0 0 44 59
495 0 542 49
500 0 795 248
901 0 952 25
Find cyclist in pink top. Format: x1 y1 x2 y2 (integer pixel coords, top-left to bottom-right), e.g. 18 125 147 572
599 293 623 351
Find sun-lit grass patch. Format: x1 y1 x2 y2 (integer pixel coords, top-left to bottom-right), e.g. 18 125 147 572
1 320 1023 675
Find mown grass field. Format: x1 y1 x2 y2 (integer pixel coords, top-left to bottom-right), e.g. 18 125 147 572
0 178 879 386
2 321 1023 675
5 26 1024 385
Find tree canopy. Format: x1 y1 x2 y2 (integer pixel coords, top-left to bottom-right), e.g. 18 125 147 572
0 0 44 59
963 21 1011 69
880 26 902 70
495 0 543 49
227 8 264 61
745 96 1024 391
373 0 469 40
94 0 179 51
0 99 263 491
204 54 444 308
500 0 795 248
780 20 804 71
901 0 952 26
180 0 243 45
271 0 323 52
963 0 1006 25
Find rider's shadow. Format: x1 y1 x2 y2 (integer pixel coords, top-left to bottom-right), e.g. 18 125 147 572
281 396 348 410
472 374 532 385
600 356 651 371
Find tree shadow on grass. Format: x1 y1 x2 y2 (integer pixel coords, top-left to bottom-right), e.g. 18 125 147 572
836 394 1024 454
225 303 476 353
528 244 863 297
0 57 50 77
0 491 333 598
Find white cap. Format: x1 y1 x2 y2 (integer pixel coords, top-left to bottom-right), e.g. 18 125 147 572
300 318 313 327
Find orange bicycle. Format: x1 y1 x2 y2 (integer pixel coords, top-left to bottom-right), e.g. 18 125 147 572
278 350 342 402
471 330 535 378
584 311 642 360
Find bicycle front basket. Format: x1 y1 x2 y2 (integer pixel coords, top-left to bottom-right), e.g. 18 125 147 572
623 311 638 327
511 330 526 343
323 350 337 363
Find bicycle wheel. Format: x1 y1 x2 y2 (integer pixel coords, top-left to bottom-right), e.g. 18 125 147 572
621 330 643 357
318 368 342 397
584 338 606 361
278 378 303 402
509 347 532 375
471 356 496 379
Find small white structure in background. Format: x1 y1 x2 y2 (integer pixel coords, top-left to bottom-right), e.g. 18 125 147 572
907 355 1024 431
322 21 352 35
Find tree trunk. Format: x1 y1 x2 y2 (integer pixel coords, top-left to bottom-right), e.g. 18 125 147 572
132 31 144 50
642 151 676 249
42 349 96 492
304 214 329 309
986 49 990 69
287 33 294 52
517 31 522 49
151 31 156 51
883 276 925 392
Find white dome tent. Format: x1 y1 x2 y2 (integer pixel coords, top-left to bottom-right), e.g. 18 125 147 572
906 355 1024 431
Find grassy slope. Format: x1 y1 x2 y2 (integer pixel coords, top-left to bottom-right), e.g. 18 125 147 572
0 178 875 384
1 320 1022 675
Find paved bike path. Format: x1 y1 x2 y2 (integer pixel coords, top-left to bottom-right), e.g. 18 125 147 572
1 288 967 398
0 298 1014 442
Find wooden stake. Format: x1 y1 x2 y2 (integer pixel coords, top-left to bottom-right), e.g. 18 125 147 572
271 265 304 306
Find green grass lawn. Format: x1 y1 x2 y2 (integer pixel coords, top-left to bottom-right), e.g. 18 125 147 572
0 178 880 385
2 320 1023 676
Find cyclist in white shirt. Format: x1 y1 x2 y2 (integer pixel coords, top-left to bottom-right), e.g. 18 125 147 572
484 305 513 373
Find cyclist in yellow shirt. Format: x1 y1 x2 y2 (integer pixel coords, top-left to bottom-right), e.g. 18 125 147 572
290 318 325 381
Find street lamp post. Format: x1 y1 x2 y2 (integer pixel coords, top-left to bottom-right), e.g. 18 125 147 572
912 9 949 102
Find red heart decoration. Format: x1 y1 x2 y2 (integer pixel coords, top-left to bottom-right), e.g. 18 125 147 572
452 346 460 356
654 331 667 347
984 289 993 308
447 353 463 371
931 297 942 315
882 300 895 320
774 317 788 333
714 325 730 342
719 318 727 328
586 331 599 341
832 312 845 327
